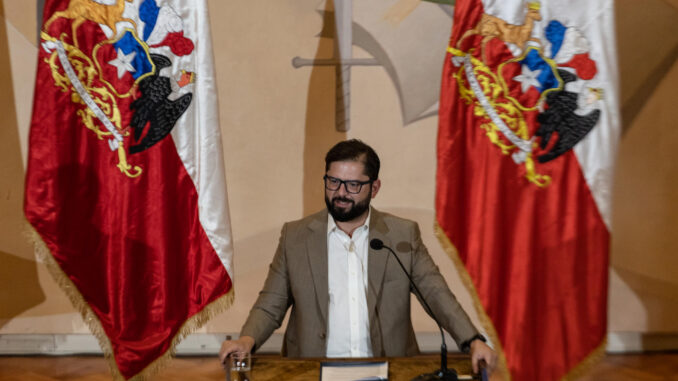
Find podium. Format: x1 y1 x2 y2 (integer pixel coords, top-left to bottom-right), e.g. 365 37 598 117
241 354 475 381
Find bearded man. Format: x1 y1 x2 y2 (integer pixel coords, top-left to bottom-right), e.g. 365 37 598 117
219 139 496 374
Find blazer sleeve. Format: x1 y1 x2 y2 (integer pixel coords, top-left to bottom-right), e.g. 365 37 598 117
408 222 480 348
240 223 293 351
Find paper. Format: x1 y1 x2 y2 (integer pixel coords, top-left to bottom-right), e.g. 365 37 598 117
320 361 388 381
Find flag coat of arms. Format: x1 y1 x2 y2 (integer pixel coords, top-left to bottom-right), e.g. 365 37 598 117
24 0 233 379
436 0 620 379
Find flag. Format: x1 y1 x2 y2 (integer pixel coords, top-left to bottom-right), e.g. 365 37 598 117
24 0 233 379
436 0 620 379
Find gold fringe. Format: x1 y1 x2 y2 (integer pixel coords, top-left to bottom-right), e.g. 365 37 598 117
561 339 607 381
129 288 234 381
25 224 235 380
434 222 512 381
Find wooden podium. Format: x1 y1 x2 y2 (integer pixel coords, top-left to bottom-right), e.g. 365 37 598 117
244 354 475 381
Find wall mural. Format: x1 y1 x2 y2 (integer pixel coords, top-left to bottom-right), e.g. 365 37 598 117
293 0 454 131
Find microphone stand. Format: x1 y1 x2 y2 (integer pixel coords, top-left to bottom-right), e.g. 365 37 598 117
370 240 458 381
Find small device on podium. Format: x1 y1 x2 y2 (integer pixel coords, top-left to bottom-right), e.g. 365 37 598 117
226 352 251 381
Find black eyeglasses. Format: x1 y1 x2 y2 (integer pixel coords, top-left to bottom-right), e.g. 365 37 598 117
323 175 372 194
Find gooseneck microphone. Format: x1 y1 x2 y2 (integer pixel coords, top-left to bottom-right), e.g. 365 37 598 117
370 239 458 381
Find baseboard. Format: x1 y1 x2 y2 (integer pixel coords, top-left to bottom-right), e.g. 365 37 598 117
0 332 676 355
606 332 678 353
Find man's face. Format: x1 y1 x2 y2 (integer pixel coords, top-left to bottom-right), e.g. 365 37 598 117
324 160 380 222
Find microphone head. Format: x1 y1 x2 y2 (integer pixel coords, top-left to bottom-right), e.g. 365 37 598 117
370 239 384 250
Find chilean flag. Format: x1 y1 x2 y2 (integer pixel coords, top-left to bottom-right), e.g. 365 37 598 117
436 0 620 379
24 1 233 379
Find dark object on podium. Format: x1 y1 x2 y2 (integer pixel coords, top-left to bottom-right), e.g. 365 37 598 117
412 360 487 381
369 239 459 381
475 360 489 381
410 368 457 381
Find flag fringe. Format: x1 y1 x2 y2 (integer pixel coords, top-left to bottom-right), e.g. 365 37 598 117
25 224 234 381
561 339 606 381
25 225 123 379
434 222 512 381
130 288 234 381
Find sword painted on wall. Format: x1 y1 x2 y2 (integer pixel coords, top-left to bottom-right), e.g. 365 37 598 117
292 0 378 132
292 0 455 132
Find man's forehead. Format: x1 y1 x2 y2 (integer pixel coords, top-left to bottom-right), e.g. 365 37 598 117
327 160 368 177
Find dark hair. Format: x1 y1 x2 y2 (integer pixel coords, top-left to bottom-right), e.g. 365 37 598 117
325 139 380 181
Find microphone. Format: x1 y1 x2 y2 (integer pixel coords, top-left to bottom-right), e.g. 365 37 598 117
370 239 458 381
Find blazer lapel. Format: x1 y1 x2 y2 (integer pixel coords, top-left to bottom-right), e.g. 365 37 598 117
306 211 329 325
367 208 390 323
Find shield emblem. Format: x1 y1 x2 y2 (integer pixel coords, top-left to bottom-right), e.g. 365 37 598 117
498 46 561 110
93 29 155 97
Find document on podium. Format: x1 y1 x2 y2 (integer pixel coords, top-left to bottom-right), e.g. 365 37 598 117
320 361 388 381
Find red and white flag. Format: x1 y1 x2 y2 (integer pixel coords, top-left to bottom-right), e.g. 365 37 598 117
24 0 233 379
436 0 619 379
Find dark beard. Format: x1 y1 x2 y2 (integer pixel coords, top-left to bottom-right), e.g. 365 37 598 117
325 192 371 222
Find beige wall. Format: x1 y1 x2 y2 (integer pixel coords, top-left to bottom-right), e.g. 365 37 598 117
1 0 676 345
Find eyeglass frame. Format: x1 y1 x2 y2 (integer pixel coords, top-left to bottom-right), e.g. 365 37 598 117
323 175 373 194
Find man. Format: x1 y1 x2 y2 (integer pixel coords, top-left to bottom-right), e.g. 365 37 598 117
220 140 496 373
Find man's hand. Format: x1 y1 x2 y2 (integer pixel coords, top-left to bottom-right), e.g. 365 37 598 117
218 336 255 367
470 339 497 375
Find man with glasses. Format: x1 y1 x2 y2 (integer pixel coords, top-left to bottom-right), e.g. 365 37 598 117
219 139 496 374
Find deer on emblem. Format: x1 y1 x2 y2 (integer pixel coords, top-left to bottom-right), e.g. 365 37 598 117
457 2 542 64
43 0 136 47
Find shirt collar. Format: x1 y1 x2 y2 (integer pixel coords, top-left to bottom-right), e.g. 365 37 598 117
327 208 372 236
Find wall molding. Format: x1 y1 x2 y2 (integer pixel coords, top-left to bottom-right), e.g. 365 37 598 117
0 332 676 355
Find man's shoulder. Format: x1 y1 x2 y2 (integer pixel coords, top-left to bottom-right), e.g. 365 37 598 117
369 208 421 241
372 208 418 228
282 209 327 233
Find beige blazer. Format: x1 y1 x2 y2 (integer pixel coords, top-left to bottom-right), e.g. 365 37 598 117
240 208 479 357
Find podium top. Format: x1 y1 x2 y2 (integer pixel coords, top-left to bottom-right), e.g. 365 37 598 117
232 354 474 381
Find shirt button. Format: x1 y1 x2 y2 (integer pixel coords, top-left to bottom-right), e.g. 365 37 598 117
319 332 326 339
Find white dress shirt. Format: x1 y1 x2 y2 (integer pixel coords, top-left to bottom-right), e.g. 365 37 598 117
326 212 373 358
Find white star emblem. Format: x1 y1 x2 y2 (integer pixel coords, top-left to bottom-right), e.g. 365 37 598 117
108 48 137 79
513 65 542 93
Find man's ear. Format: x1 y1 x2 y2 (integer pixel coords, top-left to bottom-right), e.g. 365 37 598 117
370 179 381 198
